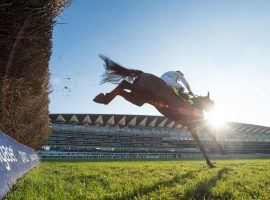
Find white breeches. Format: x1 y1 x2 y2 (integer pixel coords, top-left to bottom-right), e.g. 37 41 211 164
161 77 184 90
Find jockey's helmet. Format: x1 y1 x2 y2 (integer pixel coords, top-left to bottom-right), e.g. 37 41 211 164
176 70 184 76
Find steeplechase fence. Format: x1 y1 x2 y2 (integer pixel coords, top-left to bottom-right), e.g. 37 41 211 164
0 131 40 198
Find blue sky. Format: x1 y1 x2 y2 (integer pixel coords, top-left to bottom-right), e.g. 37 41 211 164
49 0 270 126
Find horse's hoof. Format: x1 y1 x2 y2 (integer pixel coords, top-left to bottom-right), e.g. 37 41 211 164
208 163 216 168
93 93 107 104
93 93 113 105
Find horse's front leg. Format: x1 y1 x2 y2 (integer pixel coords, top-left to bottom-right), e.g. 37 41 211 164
188 126 215 168
93 80 132 105
211 134 226 155
205 126 226 155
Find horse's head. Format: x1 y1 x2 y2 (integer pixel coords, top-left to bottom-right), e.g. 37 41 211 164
193 92 215 112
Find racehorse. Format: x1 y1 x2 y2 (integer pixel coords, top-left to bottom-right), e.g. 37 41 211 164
94 55 225 168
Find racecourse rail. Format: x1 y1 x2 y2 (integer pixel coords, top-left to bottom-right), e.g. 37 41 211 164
40 151 270 159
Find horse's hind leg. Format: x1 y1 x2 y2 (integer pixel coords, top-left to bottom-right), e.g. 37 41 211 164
93 80 133 105
118 90 145 106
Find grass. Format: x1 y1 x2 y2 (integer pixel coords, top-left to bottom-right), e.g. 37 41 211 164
4 159 270 200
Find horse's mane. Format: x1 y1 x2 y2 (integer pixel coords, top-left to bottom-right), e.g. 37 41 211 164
192 95 214 110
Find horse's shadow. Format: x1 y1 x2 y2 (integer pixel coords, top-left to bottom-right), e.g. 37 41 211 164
182 167 233 200
106 167 232 200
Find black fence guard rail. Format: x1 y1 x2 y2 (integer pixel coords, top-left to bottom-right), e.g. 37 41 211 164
0 131 40 198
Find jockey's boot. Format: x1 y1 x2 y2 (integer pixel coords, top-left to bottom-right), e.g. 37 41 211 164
172 87 193 105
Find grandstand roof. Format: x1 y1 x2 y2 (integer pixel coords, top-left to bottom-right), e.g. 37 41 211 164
50 114 182 129
49 114 270 134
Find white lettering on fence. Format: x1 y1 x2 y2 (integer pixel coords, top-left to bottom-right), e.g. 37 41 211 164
29 153 39 161
0 146 17 170
18 151 29 163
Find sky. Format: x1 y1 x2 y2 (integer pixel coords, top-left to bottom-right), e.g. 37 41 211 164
49 0 270 127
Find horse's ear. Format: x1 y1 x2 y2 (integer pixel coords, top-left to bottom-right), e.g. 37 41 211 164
207 91 210 98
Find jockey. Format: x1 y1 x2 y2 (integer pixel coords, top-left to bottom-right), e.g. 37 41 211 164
161 70 194 101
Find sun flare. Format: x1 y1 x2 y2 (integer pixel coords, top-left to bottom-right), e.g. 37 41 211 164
204 108 226 129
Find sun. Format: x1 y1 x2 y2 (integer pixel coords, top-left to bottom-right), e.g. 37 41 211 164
204 107 226 129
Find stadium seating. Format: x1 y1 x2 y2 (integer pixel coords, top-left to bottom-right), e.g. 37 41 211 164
40 114 270 159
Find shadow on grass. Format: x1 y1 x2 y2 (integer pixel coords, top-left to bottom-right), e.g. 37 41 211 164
107 169 203 200
182 167 233 200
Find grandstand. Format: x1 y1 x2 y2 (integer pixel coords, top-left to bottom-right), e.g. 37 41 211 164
40 114 270 159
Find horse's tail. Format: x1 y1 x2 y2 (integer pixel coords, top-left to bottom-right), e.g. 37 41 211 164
99 54 143 84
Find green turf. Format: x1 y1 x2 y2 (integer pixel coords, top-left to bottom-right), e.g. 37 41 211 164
4 159 270 200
